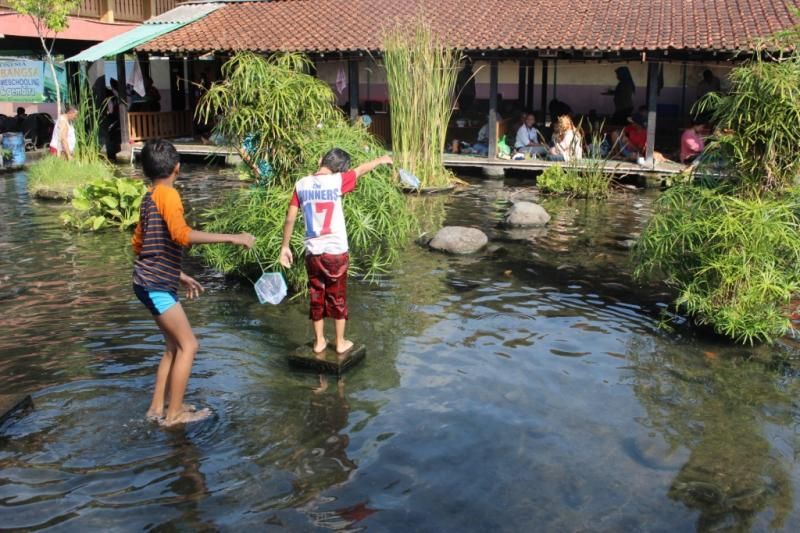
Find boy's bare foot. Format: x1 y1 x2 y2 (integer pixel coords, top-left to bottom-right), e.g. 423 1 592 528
336 339 354 354
313 338 327 354
160 407 212 427
146 403 195 420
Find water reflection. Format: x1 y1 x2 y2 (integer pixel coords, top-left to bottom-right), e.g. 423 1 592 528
627 341 797 530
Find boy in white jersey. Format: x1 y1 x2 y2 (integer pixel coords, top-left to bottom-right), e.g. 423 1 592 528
280 149 393 354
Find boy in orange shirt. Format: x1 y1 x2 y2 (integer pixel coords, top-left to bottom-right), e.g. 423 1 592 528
132 139 255 426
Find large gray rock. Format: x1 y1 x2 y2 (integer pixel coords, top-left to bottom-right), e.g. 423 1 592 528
429 226 488 254
504 201 550 227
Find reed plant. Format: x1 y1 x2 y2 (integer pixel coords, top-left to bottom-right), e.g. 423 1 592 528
72 70 105 164
383 21 460 188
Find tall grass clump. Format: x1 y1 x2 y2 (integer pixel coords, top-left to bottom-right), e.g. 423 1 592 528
634 186 800 344
383 20 460 188
72 70 105 164
27 156 115 199
537 161 612 198
196 51 339 186
195 116 416 290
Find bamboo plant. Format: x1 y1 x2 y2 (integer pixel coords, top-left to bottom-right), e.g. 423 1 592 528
382 21 461 188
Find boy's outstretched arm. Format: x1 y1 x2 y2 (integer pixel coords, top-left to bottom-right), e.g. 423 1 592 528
352 155 393 178
188 229 254 248
279 204 299 268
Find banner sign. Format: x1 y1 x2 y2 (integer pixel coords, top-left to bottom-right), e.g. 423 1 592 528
0 60 45 102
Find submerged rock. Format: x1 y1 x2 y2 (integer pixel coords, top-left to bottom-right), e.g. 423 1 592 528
429 226 488 254
504 201 550 227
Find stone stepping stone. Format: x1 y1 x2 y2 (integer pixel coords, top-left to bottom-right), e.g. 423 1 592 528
288 343 366 375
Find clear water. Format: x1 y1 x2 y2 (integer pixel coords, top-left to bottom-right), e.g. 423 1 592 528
1 166 799 531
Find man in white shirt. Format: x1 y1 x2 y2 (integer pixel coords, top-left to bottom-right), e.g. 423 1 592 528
514 113 548 158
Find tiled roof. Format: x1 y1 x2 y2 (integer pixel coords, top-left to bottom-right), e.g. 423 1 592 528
139 0 800 54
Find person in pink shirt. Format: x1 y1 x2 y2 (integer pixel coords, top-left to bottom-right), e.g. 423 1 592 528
680 120 708 163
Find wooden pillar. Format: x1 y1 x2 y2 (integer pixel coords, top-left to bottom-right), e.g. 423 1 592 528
488 59 499 160
645 61 659 163
680 63 688 120
540 60 548 115
517 60 526 107
552 59 558 103
526 59 534 110
116 53 130 149
143 0 157 20
348 59 359 122
182 57 190 110
100 0 115 23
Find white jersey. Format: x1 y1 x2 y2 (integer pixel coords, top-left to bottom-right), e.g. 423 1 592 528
290 170 357 255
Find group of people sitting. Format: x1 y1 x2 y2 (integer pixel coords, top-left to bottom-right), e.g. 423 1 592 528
459 105 709 167
513 112 583 162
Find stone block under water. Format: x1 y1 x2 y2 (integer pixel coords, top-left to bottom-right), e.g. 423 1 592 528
288 344 366 375
0 394 32 425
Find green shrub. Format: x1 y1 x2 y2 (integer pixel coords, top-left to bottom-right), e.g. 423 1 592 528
695 56 800 193
537 162 612 198
633 185 800 344
195 121 416 291
196 51 339 186
27 156 115 200
61 176 147 231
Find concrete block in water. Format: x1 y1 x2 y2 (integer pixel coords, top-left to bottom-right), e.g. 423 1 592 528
0 394 33 424
288 344 366 375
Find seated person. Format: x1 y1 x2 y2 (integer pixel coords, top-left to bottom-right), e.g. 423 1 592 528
680 119 708 164
548 115 583 162
618 112 647 161
514 113 548 157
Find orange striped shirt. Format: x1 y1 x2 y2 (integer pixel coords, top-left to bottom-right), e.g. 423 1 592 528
131 184 192 292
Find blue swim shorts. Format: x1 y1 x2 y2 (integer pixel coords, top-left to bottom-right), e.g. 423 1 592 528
133 284 179 316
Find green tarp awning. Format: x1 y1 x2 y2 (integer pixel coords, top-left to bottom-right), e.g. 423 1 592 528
65 23 184 62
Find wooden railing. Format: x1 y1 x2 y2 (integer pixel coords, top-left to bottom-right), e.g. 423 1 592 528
154 0 177 17
1 0 177 22
128 111 193 142
114 0 144 22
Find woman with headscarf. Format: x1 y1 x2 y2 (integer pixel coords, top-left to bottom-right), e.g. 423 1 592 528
604 66 635 125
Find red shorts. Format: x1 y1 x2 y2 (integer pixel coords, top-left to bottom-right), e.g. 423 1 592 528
305 252 349 321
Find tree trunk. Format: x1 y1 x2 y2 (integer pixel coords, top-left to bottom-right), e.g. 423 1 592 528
46 55 62 117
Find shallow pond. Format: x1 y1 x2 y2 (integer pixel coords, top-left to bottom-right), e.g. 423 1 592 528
1 165 800 531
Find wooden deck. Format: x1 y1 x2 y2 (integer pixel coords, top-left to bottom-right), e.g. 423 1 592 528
131 141 238 158
443 154 688 177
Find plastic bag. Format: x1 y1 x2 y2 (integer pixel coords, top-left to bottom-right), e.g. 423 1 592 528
254 272 287 305
398 168 421 189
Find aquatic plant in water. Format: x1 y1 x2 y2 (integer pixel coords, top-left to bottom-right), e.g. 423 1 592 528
61 176 147 231
27 156 115 200
382 20 460 188
634 185 800 344
196 116 416 291
536 162 612 199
